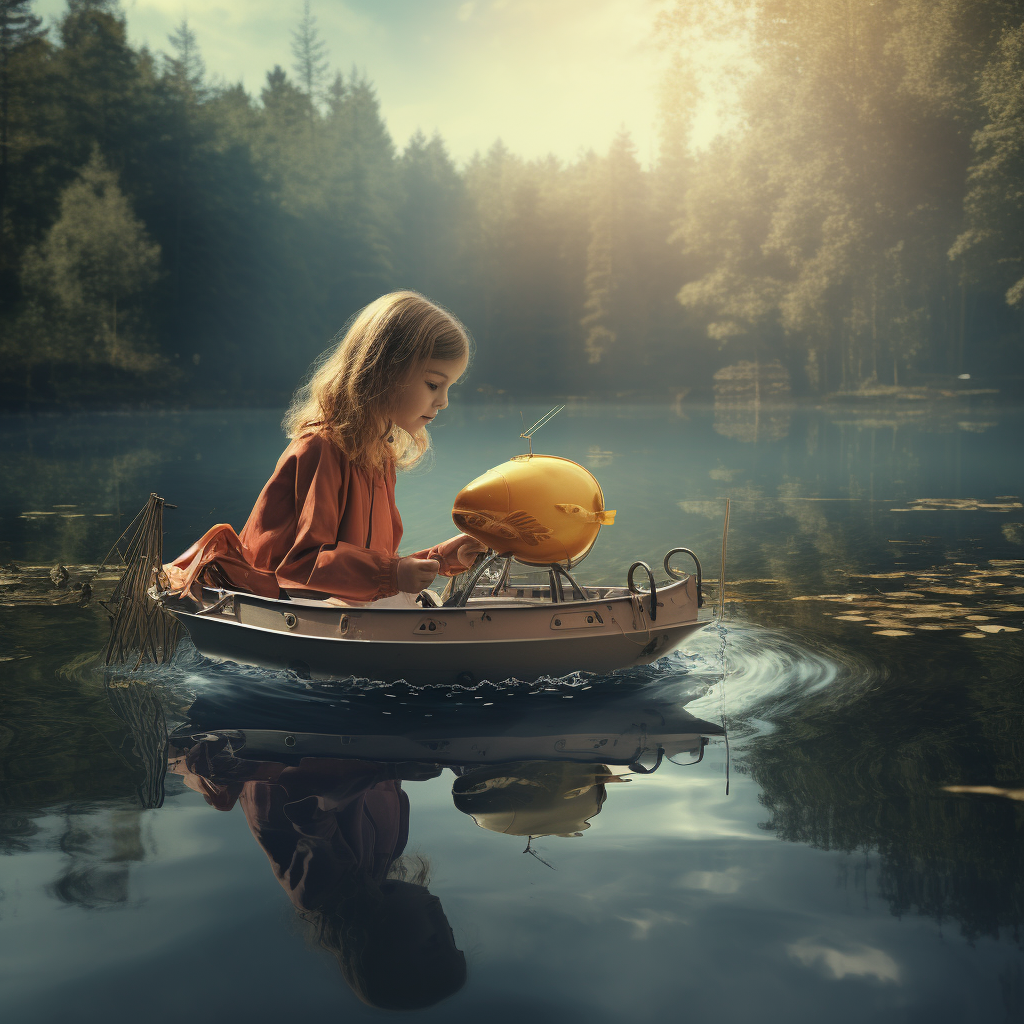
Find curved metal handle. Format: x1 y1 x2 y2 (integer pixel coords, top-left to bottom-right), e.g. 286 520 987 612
628 747 664 774
442 550 503 607
664 547 703 608
627 560 657 622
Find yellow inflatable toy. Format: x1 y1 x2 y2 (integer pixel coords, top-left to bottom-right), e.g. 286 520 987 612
451 454 615 566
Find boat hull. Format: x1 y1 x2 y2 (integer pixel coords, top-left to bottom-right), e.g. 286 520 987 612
163 576 708 686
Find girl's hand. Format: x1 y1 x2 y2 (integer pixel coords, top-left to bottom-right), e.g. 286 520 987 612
397 555 440 593
454 536 488 568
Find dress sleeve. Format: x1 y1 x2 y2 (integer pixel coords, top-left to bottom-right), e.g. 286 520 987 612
411 534 480 577
275 439 401 602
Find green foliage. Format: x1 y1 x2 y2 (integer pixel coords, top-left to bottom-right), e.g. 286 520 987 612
19 148 159 367
1 0 1023 405
951 23 1024 307
0 0 46 289
661 0 1024 390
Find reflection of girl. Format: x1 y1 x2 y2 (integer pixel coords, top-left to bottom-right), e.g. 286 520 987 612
171 740 466 1010
165 291 485 603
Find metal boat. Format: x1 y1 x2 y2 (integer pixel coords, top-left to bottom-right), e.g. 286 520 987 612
158 546 709 686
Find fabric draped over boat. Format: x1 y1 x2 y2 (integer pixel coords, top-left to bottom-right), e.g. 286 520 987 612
163 433 470 603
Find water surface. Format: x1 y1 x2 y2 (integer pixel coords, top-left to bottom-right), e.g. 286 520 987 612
1 401 1022 1023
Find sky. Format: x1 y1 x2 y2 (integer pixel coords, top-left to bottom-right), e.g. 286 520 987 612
35 0 680 167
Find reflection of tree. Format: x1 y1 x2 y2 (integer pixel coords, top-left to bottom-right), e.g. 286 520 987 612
49 803 144 909
741 645 1024 943
0 809 41 854
0 617 139 811
0 412 187 565
713 361 791 443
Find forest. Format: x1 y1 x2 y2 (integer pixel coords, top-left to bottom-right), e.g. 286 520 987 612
0 0 1022 406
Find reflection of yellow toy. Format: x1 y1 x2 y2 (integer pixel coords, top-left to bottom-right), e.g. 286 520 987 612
452 762 627 838
452 454 616 565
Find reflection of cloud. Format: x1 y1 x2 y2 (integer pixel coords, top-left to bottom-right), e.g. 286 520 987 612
787 938 900 983
585 446 615 468
609 773 773 842
676 866 748 894
678 500 724 517
618 909 684 939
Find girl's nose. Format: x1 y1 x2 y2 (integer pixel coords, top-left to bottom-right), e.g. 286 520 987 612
437 390 449 409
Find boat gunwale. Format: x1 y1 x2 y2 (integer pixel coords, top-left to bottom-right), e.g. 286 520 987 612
163 573 696 618
164 606 706 647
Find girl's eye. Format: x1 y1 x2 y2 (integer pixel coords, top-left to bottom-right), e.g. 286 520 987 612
426 382 438 391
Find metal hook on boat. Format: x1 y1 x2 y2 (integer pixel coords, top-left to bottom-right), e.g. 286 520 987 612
664 547 703 607
547 562 587 603
627 746 664 774
666 736 709 766
627 561 657 622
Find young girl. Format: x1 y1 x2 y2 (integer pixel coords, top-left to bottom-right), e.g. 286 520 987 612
165 291 486 603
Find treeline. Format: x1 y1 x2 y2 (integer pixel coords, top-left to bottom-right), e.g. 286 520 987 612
0 0 694 404
0 0 1023 406
661 0 1024 392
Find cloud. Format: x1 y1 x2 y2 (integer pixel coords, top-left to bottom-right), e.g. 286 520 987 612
457 2 476 21
787 939 901 983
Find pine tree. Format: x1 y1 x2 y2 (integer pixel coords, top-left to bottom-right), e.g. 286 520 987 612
256 64 320 211
23 148 161 367
396 130 465 299
0 0 43 280
581 132 650 370
320 72 397 308
291 0 329 113
164 18 205 102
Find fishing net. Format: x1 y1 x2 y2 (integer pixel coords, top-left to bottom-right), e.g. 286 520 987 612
101 493 180 668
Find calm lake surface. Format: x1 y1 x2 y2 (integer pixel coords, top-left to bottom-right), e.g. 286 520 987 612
2 400 1023 1023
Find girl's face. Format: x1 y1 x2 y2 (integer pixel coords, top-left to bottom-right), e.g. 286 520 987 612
393 354 468 435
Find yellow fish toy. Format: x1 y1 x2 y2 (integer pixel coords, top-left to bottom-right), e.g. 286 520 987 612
452 454 616 565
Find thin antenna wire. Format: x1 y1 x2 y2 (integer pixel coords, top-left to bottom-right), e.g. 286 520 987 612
718 497 731 795
523 836 556 869
723 719 731 797
718 497 731 620
520 404 565 455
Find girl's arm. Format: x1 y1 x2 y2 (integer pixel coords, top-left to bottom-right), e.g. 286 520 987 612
411 534 488 577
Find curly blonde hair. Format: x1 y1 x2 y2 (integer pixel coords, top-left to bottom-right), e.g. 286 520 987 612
283 292 471 473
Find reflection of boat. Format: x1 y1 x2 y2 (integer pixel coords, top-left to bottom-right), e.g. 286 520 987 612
158 547 708 686
168 687 723 771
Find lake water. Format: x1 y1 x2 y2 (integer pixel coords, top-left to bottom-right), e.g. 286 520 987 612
2 400 1023 1023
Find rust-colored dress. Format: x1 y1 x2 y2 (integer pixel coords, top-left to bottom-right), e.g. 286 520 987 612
164 433 470 603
